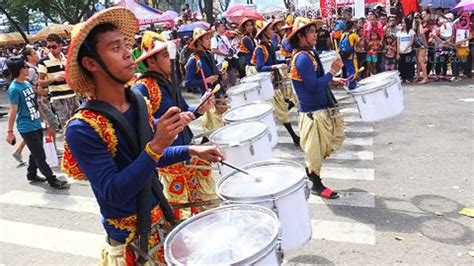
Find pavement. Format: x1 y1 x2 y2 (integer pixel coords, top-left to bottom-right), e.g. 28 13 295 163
0 78 473 265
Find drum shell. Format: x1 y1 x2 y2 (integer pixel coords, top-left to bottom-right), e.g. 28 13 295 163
352 78 404 122
227 82 265 109
241 73 275 101
223 102 278 148
217 160 312 252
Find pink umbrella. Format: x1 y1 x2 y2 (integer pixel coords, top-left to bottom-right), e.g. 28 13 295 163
452 0 474 11
158 10 179 22
225 9 265 24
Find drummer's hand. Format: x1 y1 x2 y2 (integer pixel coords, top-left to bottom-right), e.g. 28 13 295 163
150 107 184 154
330 57 344 73
205 75 219 84
189 145 224 162
180 111 195 125
197 92 215 114
332 77 347 87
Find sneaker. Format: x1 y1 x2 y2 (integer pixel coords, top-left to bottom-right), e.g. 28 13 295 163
48 177 70 189
12 152 24 163
27 174 47 182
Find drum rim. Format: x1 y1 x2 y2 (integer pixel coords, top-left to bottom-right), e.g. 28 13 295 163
227 82 261 96
209 121 270 147
352 78 399 96
223 102 274 122
217 159 307 201
164 204 281 265
357 71 401 85
240 72 271 83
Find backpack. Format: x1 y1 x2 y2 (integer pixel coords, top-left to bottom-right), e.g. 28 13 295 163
338 32 355 58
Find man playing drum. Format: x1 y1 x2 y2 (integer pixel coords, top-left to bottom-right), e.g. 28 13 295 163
251 21 300 146
62 7 223 264
184 28 227 142
133 37 218 220
288 17 347 199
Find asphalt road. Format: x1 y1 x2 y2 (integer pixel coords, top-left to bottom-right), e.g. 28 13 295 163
0 79 473 265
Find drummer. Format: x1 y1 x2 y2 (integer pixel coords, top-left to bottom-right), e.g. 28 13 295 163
133 38 218 220
184 27 227 142
271 18 286 52
251 20 300 146
280 23 294 60
288 17 346 199
237 18 257 76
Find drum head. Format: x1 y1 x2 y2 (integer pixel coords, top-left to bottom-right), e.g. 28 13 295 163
218 159 306 200
358 71 400 85
224 102 273 122
165 205 279 265
209 121 268 146
227 82 260 95
241 72 271 83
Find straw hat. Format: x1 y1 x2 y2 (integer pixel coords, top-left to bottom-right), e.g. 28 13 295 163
134 40 168 64
272 18 286 29
141 31 165 51
189 27 214 49
255 21 273 39
237 17 256 33
65 7 138 97
286 17 323 42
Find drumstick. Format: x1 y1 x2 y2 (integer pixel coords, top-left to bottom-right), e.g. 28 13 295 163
194 84 222 113
347 67 365 81
220 160 263 182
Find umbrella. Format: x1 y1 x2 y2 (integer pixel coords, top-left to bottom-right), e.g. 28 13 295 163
0 32 28 46
35 24 73 40
452 0 474 11
225 9 265 24
158 10 179 22
419 0 460 8
177 21 210 38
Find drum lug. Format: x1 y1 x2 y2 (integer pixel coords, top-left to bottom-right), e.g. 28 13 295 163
249 144 255 156
362 95 366 104
271 198 279 216
244 92 247 101
384 88 389 98
304 178 312 201
277 238 284 264
257 87 261 95
267 132 272 143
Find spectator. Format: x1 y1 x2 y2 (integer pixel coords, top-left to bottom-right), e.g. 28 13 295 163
397 17 416 83
414 12 430 84
316 24 331 52
384 34 398 71
5 56 68 189
431 16 452 82
38 33 79 130
366 31 382 76
421 9 435 78
452 13 472 81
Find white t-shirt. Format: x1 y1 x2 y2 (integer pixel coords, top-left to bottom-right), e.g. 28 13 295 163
211 34 231 65
167 41 177 60
440 22 453 40
0 56 7 70
397 29 415 54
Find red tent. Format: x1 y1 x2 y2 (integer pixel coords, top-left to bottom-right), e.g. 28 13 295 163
116 0 163 26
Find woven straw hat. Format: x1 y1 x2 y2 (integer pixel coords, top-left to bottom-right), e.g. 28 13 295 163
189 28 214 49
286 17 323 42
255 21 273 39
272 18 286 29
237 17 256 33
134 40 168 64
141 31 165 51
65 7 138 97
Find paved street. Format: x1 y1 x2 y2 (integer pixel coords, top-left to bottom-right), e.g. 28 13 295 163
0 80 473 265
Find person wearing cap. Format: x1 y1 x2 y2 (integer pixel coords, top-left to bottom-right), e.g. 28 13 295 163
61 7 223 264
237 18 257 76
184 27 227 140
132 39 217 220
288 17 346 199
251 21 300 146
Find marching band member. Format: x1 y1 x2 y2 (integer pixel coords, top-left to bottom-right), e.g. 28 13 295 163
251 21 300 146
184 28 227 141
288 17 346 199
237 18 257 76
62 8 223 264
133 38 217 220
271 18 286 51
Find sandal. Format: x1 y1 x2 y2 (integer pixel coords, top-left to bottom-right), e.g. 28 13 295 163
312 187 340 199
418 79 429 85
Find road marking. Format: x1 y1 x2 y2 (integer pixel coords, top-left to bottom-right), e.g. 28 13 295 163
330 150 374 160
343 115 363 122
0 219 103 258
311 219 376 245
344 125 374 133
340 107 359 114
278 136 373 146
308 191 375 208
0 190 99 215
321 166 375 181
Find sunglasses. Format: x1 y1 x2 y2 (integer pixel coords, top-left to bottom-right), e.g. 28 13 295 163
47 45 58 50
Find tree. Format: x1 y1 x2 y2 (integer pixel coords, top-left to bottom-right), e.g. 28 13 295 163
218 0 231 12
197 0 214 23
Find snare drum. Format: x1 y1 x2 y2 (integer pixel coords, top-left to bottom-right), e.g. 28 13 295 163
209 121 272 176
223 102 278 148
227 82 264 109
357 71 403 101
217 159 311 251
319 51 337 74
352 76 404 122
241 73 274 101
164 204 283 265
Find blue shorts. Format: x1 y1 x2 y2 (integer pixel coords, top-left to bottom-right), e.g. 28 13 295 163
366 54 378 63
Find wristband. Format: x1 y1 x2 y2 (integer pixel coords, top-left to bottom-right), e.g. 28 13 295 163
7 130 13 133
145 142 163 162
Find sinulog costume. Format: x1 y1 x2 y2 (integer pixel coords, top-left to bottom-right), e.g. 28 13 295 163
251 21 300 146
288 17 345 199
133 39 216 220
184 28 227 136
62 7 192 265
237 18 258 76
